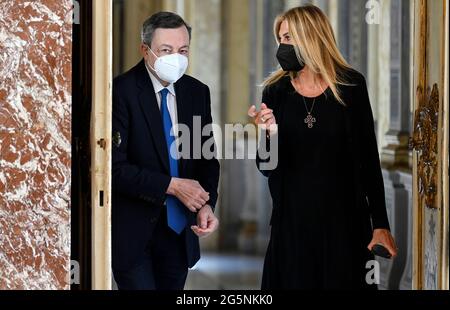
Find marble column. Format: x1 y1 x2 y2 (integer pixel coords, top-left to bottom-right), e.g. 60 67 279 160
178 0 223 251
376 0 392 150
262 0 286 86
367 3 380 132
0 0 72 289
312 0 329 12
379 170 410 290
252 0 287 254
327 0 339 41
223 0 250 125
376 0 414 290
340 0 368 77
381 0 411 167
284 0 303 10
218 0 287 254
336 0 350 64
219 0 251 252
182 0 222 131
399 172 413 290
121 0 162 73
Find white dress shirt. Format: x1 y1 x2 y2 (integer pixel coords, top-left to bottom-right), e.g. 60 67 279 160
146 67 181 160
146 67 179 131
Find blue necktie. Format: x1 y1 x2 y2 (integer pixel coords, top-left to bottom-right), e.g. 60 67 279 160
160 88 187 234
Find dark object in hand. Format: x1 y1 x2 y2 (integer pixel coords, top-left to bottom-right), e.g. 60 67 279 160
371 244 392 259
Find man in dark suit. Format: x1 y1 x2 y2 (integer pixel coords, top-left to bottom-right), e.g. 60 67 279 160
112 12 220 290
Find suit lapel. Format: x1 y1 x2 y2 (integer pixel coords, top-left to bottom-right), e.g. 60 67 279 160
136 60 170 173
174 79 193 175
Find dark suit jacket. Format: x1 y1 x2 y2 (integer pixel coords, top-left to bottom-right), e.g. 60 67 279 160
257 69 390 232
112 60 220 271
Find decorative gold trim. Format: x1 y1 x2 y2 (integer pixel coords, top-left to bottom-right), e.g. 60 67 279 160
412 0 428 290
410 83 440 210
440 0 449 291
411 0 448 290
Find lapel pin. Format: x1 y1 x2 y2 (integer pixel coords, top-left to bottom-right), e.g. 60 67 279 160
113 131 122 148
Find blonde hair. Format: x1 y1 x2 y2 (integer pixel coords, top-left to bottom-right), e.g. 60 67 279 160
264 5 352 105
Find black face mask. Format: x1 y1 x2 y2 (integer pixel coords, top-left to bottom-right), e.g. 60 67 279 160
276 43 305 72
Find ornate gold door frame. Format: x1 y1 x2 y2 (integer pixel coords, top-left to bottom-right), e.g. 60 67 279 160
442 0 449 291
411 0 449 290
444 0 450 290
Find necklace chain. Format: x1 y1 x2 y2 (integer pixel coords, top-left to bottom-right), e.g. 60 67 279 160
293 77 320 129
302 95 316 115
301 95 317 129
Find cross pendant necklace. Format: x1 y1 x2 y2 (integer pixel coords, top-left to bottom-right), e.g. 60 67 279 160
302 96 317 129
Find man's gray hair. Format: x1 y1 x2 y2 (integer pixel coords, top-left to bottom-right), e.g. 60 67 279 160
141 11 192 46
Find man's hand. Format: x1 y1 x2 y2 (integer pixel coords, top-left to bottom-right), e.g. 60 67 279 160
368 229 398 258
167 178 210 213
191 205 219 238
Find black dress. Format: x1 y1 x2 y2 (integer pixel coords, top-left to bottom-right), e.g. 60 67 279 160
258 73 389 290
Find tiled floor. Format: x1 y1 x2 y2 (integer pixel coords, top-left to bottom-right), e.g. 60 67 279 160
185 253 264 290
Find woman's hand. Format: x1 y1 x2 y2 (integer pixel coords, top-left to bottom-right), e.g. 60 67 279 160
248 103 277 135
368 229 398 258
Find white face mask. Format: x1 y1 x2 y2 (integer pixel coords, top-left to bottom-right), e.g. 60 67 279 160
148 47 188 84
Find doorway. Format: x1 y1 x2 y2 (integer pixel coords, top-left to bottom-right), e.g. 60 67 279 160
71 0 113 290
71 0 92 290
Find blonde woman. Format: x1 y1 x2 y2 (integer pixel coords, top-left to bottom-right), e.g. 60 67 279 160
248 5 397 289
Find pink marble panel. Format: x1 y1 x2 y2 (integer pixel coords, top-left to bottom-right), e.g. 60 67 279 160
0 0 72 289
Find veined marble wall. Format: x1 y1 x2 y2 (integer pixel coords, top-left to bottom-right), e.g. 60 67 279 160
0 0 72 289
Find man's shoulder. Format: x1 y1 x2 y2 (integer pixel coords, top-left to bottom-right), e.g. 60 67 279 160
177 74 208 91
